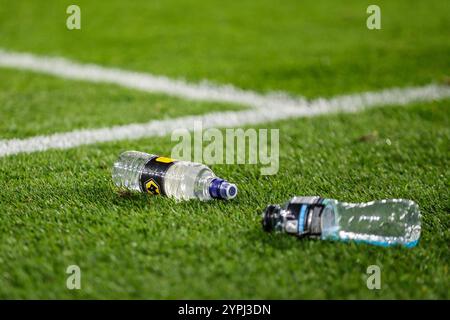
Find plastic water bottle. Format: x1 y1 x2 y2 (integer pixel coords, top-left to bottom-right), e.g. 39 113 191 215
262 196 421 247
112 151 237 201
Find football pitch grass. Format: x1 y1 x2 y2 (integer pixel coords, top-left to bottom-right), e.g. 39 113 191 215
0 0 449 298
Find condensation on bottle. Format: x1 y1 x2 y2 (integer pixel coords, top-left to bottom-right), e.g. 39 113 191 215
262 196 421 247
112 151 237 201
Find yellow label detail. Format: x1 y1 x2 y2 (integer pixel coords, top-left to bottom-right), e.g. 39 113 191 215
145 179 160 195
155 156 174 163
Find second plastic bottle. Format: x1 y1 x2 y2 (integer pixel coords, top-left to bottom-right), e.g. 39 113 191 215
262 196 421 247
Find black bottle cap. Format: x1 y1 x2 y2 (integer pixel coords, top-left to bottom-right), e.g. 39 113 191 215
262 204 281 232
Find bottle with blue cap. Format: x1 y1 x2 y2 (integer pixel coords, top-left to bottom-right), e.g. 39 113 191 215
112 151 237 201
262 196 421 247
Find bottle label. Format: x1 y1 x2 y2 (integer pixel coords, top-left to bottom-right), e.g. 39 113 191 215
139 156 177 195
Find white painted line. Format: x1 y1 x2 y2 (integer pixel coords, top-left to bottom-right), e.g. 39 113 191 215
1 84 448 157
0 48 306 109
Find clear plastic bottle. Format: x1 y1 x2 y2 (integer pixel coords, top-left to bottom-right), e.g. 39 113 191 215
262 196 421 247
112 151 237 201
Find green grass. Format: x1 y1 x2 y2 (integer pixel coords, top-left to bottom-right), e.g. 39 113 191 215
0 0 449 97
0 69 243 139
0 101 448 299
0 0 449 299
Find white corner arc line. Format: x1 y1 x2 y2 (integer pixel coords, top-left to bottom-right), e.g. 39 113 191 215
0 83 449 157
0 48 306 109
0 49 449 157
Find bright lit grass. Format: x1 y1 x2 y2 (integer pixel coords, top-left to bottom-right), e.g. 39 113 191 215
0 101 448 299
0 69 243 139
0 0 448 299
0 0 448 97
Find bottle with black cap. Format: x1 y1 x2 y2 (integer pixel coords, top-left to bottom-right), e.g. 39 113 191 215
262 196 421 247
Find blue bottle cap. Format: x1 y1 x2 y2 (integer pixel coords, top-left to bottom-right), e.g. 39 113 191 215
209 178 237 200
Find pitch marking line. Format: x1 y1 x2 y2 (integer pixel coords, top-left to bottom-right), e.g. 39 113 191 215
0 49 449 157
0 48 306 110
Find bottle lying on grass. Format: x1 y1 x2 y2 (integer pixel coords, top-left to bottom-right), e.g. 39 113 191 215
112 151 237 201
262 196 421 247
